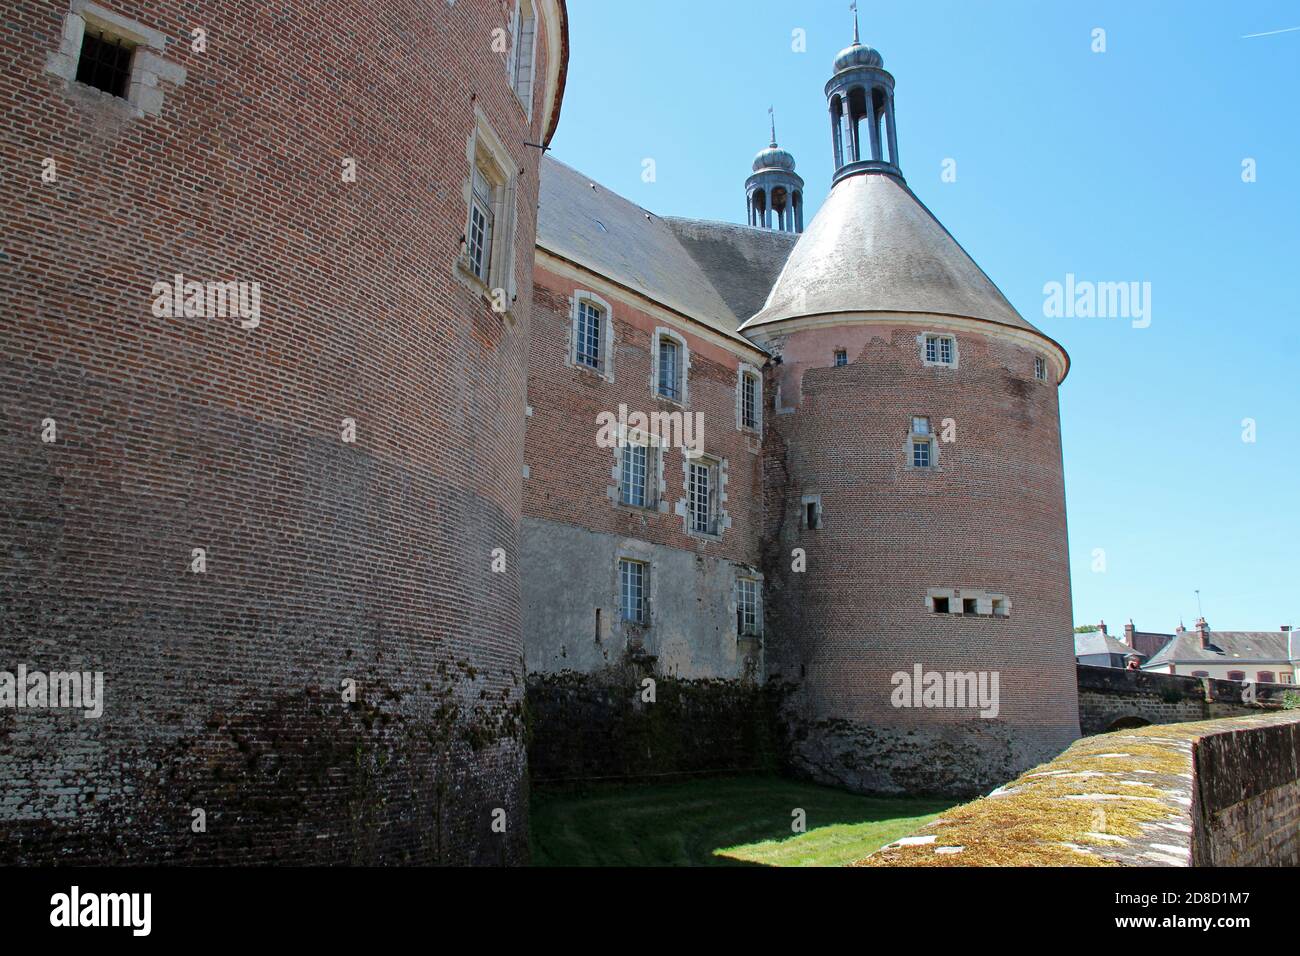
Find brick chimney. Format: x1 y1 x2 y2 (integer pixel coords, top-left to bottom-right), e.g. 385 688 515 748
1195 616 1210 649
1098 619 1108 637
1123 620 1135 646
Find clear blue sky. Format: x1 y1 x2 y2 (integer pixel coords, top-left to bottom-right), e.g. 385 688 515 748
548 0 1300 633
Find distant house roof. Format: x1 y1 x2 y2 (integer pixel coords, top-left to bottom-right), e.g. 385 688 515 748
1144 630 1294 669
537 156 775 345
1074 631 1142 660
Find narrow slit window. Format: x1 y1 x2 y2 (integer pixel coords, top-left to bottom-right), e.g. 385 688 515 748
76 28 134 99
619 559 646 624
741 373 758 430
467 166 496 283
688 461 714 535
737 579 760 637
658 338 680 400
575 301 602 369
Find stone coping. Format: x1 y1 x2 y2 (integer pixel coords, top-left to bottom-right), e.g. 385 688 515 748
856 711 1300 867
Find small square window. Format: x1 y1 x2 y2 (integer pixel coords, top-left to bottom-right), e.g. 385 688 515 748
932 597 950 614
912 440 931 468
1034 356 1046 381
963 598 978 615
992 598 1008 617
911 416 930 436
925 335 955 366
834 349 848 367
77 28 134 99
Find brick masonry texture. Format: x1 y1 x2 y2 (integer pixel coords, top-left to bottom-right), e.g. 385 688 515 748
1078 664 1295 735
0 0 557 863
756 320 1080 796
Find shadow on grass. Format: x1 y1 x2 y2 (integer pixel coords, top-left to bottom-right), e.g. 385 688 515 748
530 774 953 867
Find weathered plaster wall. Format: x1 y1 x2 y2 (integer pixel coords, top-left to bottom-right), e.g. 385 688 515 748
521 517 761 679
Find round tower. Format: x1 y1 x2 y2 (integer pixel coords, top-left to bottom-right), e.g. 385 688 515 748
746 110 805 232
746 21 1079 796
0 0 566 863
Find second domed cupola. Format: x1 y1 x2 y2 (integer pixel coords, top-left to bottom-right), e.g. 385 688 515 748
745 108 804 233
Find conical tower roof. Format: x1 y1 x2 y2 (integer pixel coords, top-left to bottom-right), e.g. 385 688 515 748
741 173 1041 335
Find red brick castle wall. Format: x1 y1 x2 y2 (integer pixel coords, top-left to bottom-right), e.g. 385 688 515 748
0 0 564 863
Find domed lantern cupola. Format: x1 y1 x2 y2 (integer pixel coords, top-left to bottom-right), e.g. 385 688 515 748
827 5 901 183
746 107 805 233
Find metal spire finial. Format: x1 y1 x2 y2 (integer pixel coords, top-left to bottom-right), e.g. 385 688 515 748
768 106 777 147
851 1 860 44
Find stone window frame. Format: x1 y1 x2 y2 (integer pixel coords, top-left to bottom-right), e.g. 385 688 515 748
650 327 689 406
457 110 518 319
801 493 822 530
926 587 1011 618
736 362 763 433
565 289 615 382
506 0 538 120
617 556 649 626
834 349 848 367
45 1 187 118
919 331 959 369
678 451 729 540
906 416 939 472
735 573 764 640
607 423 667 514
614 541 657 634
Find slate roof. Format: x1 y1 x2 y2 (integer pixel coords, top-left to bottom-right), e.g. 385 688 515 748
1145 631 1295 669
663 218 797 329
741 173 1039 335
537 156 756 342
1074 631 1143 659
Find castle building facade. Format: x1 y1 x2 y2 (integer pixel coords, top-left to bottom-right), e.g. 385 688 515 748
522 29 1080 794
1 0 568 863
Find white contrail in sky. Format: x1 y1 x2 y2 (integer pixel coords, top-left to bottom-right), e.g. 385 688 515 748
1242 25 1300 38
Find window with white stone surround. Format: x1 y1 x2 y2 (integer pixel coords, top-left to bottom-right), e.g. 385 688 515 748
737 363 762 432
459 111 518 314
651 327 688 404
920 332 958 369
507 0 537 118
927 588 1010 618
567 290 615 381
45 1 187 117
679 453 729 538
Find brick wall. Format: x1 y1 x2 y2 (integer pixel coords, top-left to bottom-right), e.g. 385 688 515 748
1078 664 1293 735
755 319 1080 796
521 259 768 676
0 0 560 864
